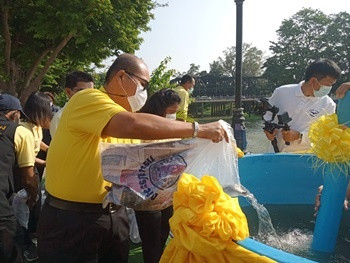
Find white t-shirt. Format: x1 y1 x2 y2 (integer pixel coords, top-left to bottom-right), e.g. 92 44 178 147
264 81 336 153
50 105 65 138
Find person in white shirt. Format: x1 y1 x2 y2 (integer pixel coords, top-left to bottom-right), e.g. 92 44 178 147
264 58 341 153
50 71 94 137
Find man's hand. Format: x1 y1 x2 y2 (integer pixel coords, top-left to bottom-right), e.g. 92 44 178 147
264 129 277 141
27 193 38 209
314 184 349 217
198 122 229 143
281 129 300 143
314 185 323 217
20 166 39 209
335 82 350 99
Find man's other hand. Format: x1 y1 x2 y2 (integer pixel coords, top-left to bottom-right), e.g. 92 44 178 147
336 82 350 99
264 129 277 141
282 129 300 143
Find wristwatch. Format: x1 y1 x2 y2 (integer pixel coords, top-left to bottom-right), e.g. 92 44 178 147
299 132 303 141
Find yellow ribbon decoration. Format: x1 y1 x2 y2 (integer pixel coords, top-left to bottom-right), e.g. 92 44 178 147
160 173 275 263
309 113 350 163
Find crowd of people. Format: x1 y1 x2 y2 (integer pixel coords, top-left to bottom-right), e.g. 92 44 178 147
1 54 350 263
0 53 226 263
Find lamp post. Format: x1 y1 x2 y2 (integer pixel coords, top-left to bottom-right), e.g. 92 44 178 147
232 0 247 152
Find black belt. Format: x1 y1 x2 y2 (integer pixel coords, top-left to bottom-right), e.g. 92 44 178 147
46 194 120 214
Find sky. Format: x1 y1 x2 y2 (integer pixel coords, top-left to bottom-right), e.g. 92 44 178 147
105 0 350 74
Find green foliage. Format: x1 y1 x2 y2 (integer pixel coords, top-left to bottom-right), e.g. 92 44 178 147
0 0 157 101
93 72 107 90
264 8 350 90
148 57 176 95
209 43 264 77
54 91 69 108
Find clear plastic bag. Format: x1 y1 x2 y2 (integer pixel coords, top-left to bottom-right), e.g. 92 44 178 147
100 120 241 210
12 189 30 229
126 208 141 243
41 168 48 208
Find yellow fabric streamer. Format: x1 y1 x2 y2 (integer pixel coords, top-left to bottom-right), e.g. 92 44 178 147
160 173 275 263
309 113 350 163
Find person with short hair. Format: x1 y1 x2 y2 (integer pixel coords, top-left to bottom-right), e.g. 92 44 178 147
139 88 181 120
50 71 94 137
174 74 195 121
264 58 341 152
0 94 37 263
37 53 227 263
20 91 53 261
22 92 53 167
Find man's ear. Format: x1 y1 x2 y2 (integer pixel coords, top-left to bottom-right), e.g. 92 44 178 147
310 77 318 84
106 70 126 93
115 70 126 85
64 88 73 98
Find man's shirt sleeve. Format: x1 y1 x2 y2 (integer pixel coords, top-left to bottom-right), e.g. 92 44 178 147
14 126 35 168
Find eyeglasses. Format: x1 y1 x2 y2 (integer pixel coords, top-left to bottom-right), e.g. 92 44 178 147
125 71 149 91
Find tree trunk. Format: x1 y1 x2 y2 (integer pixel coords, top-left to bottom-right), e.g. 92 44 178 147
1 0 16 96
19 34 73 104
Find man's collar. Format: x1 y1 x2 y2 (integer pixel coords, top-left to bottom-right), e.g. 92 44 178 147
296 81 306 97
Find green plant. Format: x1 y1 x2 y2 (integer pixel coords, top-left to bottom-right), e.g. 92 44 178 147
148 57 176 95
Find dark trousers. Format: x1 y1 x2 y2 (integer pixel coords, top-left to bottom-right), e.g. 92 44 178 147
135 206 173 263
37 203 129 263
0 216 23 263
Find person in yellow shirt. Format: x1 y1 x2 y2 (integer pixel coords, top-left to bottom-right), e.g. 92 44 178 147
21 92 52 167
174 74 195 121
0 94 37 263
20 91 53 261
37 53 228 263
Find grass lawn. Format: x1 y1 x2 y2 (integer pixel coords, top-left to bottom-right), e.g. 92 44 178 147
128 242 143 263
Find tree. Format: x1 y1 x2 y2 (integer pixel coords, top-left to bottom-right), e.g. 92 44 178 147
209 43 264 77
209 61 225 76
0 0 156 102
263 8 350 89
148 57 176 95
174 63 201 78
186 63 201 76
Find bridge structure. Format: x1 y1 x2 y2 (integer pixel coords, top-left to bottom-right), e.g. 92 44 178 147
189 96 259 118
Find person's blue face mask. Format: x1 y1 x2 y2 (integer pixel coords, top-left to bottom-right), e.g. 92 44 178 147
314 79 332 97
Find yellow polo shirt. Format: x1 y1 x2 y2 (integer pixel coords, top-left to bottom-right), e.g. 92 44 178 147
14 126 36 168
20 121 42 156
45 88 127 203
174 85 189 121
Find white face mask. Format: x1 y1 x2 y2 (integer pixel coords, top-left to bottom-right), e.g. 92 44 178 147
189 87 194 94
314 86 332 97
166 113 176 120
127 84 147 112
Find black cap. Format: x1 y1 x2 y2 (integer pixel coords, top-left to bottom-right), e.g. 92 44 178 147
0 94 27 118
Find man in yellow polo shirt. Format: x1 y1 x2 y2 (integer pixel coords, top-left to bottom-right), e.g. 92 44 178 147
0 94 37 263
37 53 227 263
174 74 195 121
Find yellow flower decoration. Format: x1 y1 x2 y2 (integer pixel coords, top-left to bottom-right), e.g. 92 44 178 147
309 113 350 163
236 147 245 158
160 173 275 263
